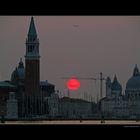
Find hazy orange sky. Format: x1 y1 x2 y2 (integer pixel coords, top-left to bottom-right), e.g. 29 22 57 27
0 16 140 101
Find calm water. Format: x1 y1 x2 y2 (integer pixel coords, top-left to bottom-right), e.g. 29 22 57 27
1 120 140 125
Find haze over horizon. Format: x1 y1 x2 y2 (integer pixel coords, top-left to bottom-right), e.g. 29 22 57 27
0 16 140 101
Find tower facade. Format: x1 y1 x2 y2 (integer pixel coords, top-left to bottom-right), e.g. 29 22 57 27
24 17 41 116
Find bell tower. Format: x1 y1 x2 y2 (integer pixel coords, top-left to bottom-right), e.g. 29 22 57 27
24 17 41 116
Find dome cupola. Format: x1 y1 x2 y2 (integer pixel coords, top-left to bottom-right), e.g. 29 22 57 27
111 75 122 92
126 64 140 90
11 58 25 84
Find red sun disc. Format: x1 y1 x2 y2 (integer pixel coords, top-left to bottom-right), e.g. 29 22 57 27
67 79 80 90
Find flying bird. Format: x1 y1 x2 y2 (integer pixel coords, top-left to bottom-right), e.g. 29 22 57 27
73 24 79 27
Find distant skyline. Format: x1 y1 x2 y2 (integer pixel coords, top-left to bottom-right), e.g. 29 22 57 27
0 16 140 101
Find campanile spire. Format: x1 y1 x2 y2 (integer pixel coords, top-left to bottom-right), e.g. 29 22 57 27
25 16 40 59
28 16 37 38
24 17 41 116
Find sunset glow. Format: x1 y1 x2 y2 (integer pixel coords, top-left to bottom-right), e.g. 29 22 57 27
67 79 80 90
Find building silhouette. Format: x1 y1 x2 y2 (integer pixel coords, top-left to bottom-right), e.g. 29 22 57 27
24 17 41 117
100 65 140 119
0 17 55 118
1 17 140 120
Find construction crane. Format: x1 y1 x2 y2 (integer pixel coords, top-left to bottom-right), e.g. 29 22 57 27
62 72 107 123
62 72 106 100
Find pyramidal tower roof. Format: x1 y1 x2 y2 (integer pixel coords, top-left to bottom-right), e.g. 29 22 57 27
28 16 37 36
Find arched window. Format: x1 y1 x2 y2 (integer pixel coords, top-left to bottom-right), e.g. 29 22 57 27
28 45 35 53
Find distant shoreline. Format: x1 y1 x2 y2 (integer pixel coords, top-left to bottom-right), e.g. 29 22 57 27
1 120 140 125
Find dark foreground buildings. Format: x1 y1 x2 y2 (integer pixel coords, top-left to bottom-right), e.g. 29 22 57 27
0 17 55 118
1 17 140 120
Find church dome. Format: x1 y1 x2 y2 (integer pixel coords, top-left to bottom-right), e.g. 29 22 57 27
111 75 122 92
126 64 140 90
126 77 140 89
11 58 25 83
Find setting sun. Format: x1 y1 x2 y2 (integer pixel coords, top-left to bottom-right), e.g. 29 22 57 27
67 79 81 90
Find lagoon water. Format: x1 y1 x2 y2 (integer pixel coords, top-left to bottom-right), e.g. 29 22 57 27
1 120 140 125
